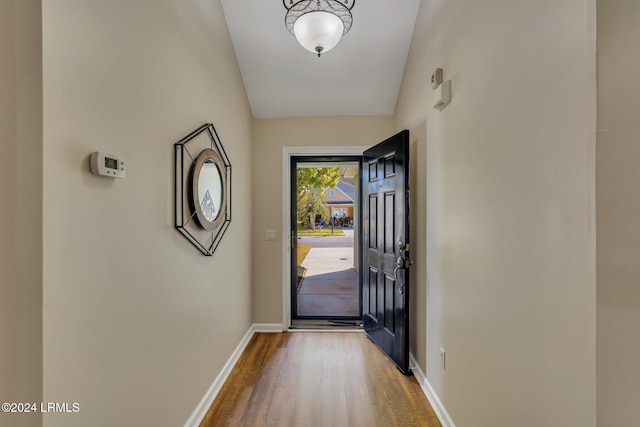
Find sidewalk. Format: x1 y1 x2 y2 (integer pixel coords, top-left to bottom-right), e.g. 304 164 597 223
297 246 359 317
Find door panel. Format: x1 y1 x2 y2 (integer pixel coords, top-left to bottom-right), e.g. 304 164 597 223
362 130 411 374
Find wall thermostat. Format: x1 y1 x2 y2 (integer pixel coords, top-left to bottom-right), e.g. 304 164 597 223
90 151 126 178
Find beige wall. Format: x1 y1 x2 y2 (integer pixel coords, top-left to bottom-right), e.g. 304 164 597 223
597 0 640 425
395 0 597 425
41 1 252 426
407 120 428 373
252 116 394 324
0 1 43 426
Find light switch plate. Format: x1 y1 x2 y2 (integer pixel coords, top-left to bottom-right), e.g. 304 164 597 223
265 229 276 241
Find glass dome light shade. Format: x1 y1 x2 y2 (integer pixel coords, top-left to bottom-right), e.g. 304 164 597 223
293 11 345 56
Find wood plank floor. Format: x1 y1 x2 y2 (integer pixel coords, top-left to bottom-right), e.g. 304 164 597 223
200 332 441 427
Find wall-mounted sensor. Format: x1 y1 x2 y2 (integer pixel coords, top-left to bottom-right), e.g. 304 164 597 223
90 152 126 178
433 80 452 111
431 68 444 89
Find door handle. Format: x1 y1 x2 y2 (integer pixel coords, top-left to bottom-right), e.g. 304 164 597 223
395 241 412 294
394 255 413 295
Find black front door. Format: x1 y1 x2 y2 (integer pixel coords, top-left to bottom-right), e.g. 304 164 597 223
362 130 411 374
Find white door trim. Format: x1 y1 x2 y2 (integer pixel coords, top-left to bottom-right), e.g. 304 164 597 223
281 146 368 329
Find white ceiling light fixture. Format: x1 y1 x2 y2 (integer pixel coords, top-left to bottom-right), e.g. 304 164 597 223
284 0 356 57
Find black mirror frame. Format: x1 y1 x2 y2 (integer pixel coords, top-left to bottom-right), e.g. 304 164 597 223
174 123 231 256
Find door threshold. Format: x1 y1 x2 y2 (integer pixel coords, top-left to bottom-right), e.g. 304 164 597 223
290 319 363 330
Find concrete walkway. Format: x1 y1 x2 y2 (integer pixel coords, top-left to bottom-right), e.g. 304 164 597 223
297 243 359 317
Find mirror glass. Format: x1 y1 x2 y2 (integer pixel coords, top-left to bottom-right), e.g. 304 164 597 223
197 159 223 222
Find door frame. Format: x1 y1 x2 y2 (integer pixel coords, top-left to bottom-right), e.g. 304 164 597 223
281 146 369 329
290 155 363 322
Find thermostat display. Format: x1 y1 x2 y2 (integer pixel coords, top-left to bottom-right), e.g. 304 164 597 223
104 157 118 170
90 152 126 178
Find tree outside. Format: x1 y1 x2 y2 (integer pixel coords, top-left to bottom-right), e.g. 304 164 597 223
296 167 339 229
297 190 328 229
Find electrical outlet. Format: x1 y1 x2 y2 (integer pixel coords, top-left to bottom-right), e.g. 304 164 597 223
440 347 446 369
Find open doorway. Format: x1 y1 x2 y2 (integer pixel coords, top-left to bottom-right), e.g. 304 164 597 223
283 131 411 369
290 156 362 327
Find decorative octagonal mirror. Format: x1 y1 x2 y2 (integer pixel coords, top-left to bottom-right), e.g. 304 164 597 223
174 123 231 256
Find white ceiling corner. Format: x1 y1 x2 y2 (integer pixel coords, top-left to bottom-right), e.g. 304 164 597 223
220 0 421 119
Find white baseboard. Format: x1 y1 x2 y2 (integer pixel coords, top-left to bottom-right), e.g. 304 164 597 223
184 323 283 427
253 323 285 332
410 353 456 427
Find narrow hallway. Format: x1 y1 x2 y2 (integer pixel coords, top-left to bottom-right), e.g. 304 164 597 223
200 332 441 427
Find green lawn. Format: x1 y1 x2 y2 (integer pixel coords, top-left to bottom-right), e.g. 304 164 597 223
297 245 311 265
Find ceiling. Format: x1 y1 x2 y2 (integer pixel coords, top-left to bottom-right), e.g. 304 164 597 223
220 0 421 119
